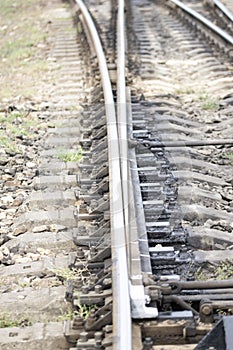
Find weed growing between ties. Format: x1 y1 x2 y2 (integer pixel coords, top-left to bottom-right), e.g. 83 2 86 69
58 302 97 321
0 313 32 328
225 153 233 164
75 297 97 320
57 147 83 163
54 266 97 321
197 92 220 111
195 260 233 281
51 265 90 285
174 87 195 95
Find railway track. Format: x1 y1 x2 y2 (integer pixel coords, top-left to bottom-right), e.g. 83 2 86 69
1 0 233 349
66 0 233 349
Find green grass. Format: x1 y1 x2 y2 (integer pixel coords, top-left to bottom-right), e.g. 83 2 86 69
0 0 50 98
0 313 31 328
225 153 233 164
75 297 97 320
198 93 220 111
52 266 90 284
57 148 83 163
1 35 48 63
215 261 233 280
52 268 78 281
0 133 20 153
0 110 44 152
58 309 77 321
195 260 233 281
58 304 96 321
174 87 195 95
195 267 206 281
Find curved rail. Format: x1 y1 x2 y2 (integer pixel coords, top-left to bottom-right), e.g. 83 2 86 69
74 1 132 349
169 0 233 45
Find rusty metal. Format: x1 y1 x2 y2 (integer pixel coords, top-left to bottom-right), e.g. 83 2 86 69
168 279 233 294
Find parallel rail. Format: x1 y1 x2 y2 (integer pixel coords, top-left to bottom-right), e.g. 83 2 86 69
74 1 131 349
71 0 233 348
212 0 233 22
169 0 233 45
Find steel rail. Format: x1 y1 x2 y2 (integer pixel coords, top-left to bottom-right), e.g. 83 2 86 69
117 0 129 244
212 0 233 22
115 0 132 348
74 1 132 349
169 0 233 45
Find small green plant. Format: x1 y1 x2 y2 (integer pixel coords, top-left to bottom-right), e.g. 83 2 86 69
57 148 83 163
76 297 97 320
216 309 227 316
77 22 83 34
58 309 77 321
0 110 44 152
0 313 32 328
225 153 233 164
198 93 219 111
175 87 195 95
52 268 78 281
0 134 20 153
51 266 90 284
195 261 233 281
0 111 21 124
7 125 30 137
18 281 30 288
215 260 233 280
195 267 207 281
58 302 97 321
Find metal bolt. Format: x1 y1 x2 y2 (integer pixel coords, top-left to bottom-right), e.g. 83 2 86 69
81 286 88 294
95 332 103 342
79 331 88 342
73 315 84 330
90 274 98 283
91 183 98 190
143 337 153 350
77 247 85 259
103 277 111 286
201 305 212 316
95 285 102 293
74 276 83 288
104 325 112 333
90 246 97 258
85 309 96 328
